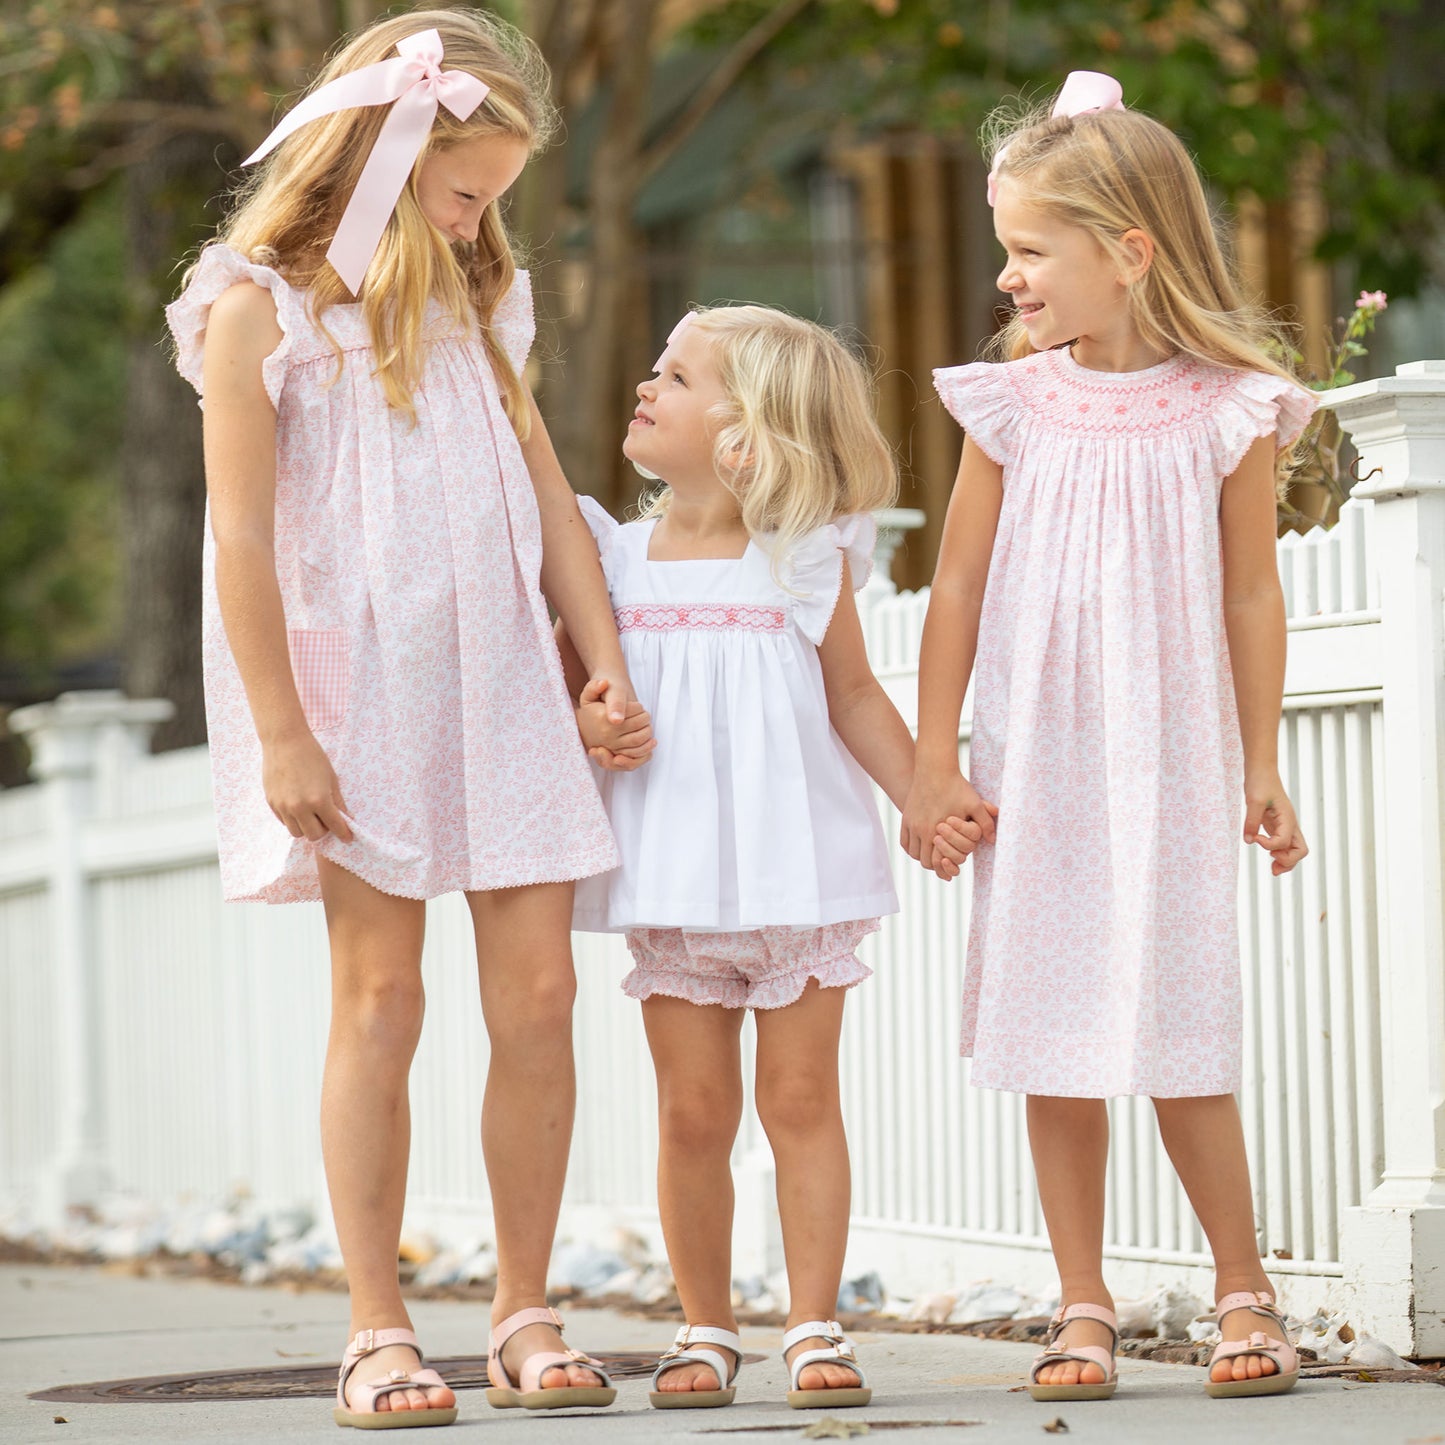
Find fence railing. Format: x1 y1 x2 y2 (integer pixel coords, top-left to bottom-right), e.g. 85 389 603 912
2 363 1442 1355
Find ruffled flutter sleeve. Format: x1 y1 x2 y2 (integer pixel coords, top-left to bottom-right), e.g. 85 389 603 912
576 493 622 581
787 513 877 646
933 361 1019 468
1213 371 1319 478
490 268 535 375
164 244 297 410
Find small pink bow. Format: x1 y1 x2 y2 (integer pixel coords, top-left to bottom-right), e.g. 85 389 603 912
653 311 696 371
986 70 1125 206
244 29 490 295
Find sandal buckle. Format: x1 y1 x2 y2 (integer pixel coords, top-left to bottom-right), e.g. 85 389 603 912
356 1329 375 1354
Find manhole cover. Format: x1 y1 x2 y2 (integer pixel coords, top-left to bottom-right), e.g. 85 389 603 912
30 1349 762 1405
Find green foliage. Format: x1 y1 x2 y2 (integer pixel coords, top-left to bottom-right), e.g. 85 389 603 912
687 0 1445 302
0 183 125 676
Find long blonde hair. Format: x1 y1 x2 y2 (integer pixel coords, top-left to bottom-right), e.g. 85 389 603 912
641 305 897 572
206 7 556 430
983 96 1303 396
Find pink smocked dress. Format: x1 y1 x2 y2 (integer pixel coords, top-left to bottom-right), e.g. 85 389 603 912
167 245 618 902
934 348 1315 1097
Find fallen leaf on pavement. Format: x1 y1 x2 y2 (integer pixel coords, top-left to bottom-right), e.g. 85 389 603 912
1042 1419 1069 1434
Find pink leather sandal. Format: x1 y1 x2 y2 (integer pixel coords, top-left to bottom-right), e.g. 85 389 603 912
1028 1303 1119 1401
1205 1291 1299 1398
333 1327 457 1430
485 1306 617 1411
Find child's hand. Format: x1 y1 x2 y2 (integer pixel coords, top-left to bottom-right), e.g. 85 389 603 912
584 669 634 726
577 678 656 772
928 814 986 881
261 731 353 843
1244 775 1308 874
902 771 997 873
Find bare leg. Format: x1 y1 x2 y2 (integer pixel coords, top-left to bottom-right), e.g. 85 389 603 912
318 856 453 1415
467 881 599 1391
641 994 746 1393
1153 1095 1278 1384
1026 1095 1114 1389
754 981 862 1392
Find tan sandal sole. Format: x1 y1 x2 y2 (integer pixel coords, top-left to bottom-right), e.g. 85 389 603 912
485 1386 616 1411
1205 1369 1299 1399
1028 1381 1117 1401
333 1406 457 1429
787 1386 872 1409
649 1387 736 1409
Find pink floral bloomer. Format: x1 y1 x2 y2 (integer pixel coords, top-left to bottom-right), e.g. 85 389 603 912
623 921 879 1011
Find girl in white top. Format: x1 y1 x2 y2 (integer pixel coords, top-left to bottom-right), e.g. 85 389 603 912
560 305 975 1412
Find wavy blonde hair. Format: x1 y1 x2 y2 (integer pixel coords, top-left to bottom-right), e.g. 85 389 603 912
640 305 897 574
203 7 556 431
983 96 1305 402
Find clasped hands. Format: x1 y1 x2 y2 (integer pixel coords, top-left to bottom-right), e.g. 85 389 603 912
576 676 657 771
902 771 999 882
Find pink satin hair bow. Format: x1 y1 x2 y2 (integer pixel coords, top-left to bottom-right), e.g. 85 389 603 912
244 29 490 295
986 70 1125 206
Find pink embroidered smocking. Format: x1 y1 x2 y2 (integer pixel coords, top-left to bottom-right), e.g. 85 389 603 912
614 602 787 634
167 246 618 903
934 348 1316 1098
623 921 878 1011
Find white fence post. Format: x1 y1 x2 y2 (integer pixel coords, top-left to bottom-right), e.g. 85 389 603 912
7 690 174 1227
1324 361 1445 1357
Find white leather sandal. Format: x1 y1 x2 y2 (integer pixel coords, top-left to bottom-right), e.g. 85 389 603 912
648 1323 742 1409
783 1319 871 1408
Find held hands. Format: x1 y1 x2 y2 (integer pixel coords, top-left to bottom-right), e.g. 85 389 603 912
577 676 656 772
902 768 999 881
262 730 353 843
1244 773 1308 874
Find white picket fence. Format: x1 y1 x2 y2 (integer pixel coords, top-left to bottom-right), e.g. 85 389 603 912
2 363 1443 1355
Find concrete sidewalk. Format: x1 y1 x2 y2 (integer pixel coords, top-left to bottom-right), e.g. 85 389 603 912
2 1264 1440 1445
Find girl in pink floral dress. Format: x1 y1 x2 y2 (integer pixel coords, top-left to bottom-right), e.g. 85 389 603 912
166 10 637 1429
903 74 1314 1405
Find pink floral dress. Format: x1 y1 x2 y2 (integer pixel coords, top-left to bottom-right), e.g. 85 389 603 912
167 245 618 903
934 348 1315 1097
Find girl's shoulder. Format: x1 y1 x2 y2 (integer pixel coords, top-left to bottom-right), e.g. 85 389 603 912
487 268 535 376
576 494 648 572
1208 365 1319 477
166 244 309 408
768 514 876 646
931 353 1048 468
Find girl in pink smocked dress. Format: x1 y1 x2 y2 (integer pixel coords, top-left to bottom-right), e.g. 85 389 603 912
166 10 640 1429
902 73 1315 1405
560 307 976 1414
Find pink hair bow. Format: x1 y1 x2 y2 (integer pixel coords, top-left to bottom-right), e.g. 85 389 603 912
243 29 490 295
653 311 696 371
986 70 1125 206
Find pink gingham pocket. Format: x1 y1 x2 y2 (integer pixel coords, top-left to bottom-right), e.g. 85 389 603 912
287 628 349 732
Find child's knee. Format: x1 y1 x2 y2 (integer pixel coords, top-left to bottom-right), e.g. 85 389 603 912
333 968 426 1047
658 1082 742 1155
755 1069 841 1139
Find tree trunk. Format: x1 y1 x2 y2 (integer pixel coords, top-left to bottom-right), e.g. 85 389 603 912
121 119 237 751
554 0 662 508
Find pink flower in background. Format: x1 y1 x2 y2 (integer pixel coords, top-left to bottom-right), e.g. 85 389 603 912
1355 290 1389 312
